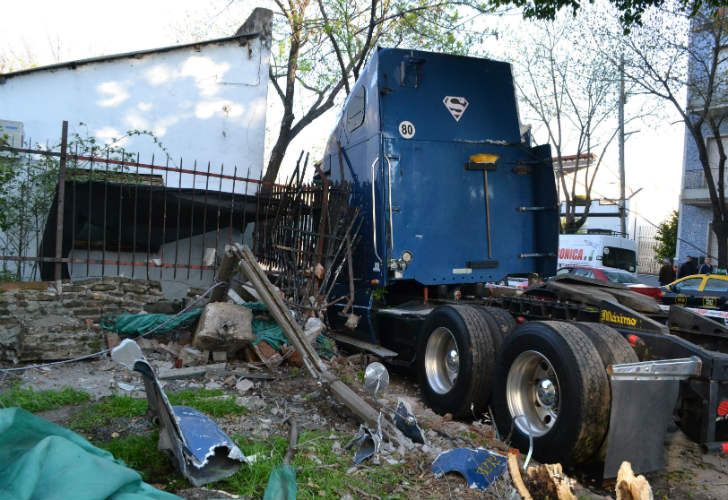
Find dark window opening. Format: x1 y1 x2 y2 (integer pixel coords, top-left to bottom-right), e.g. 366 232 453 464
602 246 637 273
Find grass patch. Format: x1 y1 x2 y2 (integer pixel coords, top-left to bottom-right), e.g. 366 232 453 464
70 395 148 431
70 388 246 431
218 431 406 499
0 385 90 412
167 388 247 417
96 432 185 489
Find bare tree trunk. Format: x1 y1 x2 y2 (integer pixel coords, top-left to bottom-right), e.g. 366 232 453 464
713 220 728 268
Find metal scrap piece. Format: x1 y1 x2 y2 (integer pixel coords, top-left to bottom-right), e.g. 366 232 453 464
111 339 245 486
394 399 425 444
432 448 507 490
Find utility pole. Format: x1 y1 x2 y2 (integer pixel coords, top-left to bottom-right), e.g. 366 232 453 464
618 54 627 237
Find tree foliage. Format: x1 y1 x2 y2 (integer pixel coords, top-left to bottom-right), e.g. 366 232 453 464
264 0 492 184
506 13 630 234
655 210 679 261
490 0 728 28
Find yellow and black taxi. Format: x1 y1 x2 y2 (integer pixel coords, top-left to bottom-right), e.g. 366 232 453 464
661 274 728 310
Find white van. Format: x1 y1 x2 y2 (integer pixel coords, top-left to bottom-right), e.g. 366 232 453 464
558 234 637 273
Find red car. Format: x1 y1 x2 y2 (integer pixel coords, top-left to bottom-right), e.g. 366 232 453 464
556 266 663 299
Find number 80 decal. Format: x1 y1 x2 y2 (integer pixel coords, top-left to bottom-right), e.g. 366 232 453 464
398 121 415 139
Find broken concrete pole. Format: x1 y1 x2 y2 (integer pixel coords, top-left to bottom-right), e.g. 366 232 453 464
193 302 254 355
209 245 241 303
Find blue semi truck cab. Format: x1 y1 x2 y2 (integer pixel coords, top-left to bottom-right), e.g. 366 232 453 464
315 48 728 476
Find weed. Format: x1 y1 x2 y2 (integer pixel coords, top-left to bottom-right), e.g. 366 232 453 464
219 430 406 499
167 388 247 417
0 385 90 412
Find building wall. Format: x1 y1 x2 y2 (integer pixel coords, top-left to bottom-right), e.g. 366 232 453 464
0 33 270 194
675 12 728 264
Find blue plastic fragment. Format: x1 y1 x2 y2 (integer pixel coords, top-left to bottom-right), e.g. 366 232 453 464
431 448 508 490
172 405 244 467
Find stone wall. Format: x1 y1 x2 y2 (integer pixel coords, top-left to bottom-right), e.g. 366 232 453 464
0 277 164 362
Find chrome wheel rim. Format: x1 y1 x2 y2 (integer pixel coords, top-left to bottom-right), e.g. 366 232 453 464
506 350 560 437
424 327 460 394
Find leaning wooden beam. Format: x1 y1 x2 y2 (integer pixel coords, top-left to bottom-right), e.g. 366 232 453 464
235 244 407 447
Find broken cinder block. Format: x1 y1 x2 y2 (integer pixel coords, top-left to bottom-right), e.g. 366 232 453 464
193 302 254 355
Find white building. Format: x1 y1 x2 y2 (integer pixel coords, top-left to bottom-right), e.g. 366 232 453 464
0 9 272 298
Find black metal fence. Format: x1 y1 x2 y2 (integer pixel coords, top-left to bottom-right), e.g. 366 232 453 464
0 121 268 285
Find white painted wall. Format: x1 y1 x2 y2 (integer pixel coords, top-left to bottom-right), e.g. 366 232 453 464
0 36 269 194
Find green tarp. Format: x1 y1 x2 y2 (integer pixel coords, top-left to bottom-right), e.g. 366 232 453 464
0 408 180 500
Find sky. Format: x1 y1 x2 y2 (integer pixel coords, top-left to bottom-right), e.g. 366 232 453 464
0 0 684 228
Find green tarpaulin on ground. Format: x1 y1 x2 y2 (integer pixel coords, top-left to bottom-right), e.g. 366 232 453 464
99 308 204 336
0 408 180 500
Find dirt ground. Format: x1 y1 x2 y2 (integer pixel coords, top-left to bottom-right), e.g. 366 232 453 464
3 345 728 499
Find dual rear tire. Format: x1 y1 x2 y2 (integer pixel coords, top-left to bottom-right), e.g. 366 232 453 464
418 308 636 465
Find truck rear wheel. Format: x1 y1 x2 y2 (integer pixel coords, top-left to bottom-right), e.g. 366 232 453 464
418 305 498 418
478 306 516 339
492 321 610 464
573 323 638 368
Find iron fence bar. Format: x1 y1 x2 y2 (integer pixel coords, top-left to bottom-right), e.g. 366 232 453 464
188 160 197 280
242 167 250 249
54 121 68 285
214 164 224 275
160 156 169 281
86 148 94 278
131 152 140 279
201 162 211 280
102 149 110 277
147 154 155 281
173 157 183 280
229 165 237 244
117 149 124 276
70 143 78 279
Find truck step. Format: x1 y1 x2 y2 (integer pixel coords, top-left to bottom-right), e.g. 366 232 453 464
327 333 399 358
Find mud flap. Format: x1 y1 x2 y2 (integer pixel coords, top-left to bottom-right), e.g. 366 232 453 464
603 357 702 478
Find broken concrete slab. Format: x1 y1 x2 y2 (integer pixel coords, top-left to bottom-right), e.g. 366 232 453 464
193 303 254 355
235 379 254 394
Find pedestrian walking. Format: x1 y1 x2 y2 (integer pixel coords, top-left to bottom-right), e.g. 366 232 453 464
678 256 699 278
659 258 676 285
698 257 713 275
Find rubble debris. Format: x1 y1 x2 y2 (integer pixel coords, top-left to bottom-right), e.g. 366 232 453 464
431 448 507 491
394 399 425 444
253 340 285 369
177 346 207 366
235 379 254 394
157 363 227 380
112 339 245 486
236 244 408 447
192 302 254 355
263 419 299 500
0 408 179 499
363 362 389 398
616 461 653 500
